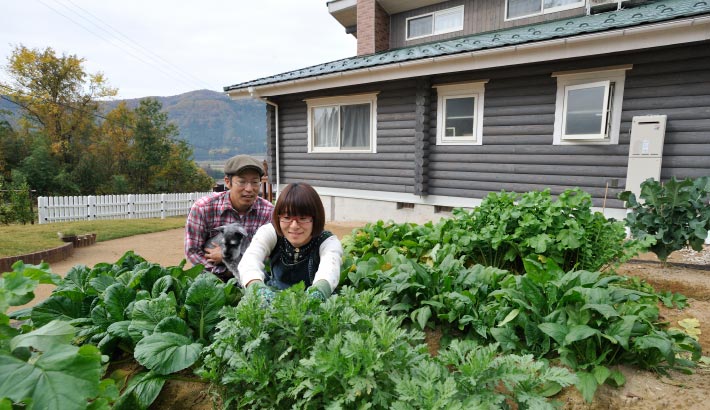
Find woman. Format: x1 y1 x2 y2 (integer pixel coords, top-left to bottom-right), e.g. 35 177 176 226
237 183 343 304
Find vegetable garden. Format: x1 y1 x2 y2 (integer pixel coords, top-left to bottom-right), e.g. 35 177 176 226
1 178 709 409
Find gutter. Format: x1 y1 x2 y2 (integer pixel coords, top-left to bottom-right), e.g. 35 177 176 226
247 86 280 199
226 14 710 98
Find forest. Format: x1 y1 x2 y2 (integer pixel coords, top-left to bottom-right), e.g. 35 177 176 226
0 45 217 223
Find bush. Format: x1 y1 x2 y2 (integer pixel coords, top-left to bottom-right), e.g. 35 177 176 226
619 176 710 262
0 174 34 224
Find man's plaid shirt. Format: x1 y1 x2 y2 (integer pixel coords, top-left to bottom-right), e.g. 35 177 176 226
184 191 274 273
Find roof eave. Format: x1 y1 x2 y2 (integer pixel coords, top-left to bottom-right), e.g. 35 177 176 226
226 15 710 100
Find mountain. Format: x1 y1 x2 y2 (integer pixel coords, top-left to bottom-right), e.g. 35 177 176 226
0 89 267 161
103 89 267 161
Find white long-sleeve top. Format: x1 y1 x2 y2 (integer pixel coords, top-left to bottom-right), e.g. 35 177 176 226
237 223 343 292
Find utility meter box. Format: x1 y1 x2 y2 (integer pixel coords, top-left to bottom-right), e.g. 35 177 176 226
625 115 667 198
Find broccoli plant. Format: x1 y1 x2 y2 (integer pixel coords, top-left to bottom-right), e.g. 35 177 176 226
619 176 710 262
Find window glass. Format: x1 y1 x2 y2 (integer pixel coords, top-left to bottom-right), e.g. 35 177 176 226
564 85 606 135
444 97 475 137
313 106 338 147
544 0 580 9
408 15 433 38
507 0 541 19
435 8 464 33
341 103 371 149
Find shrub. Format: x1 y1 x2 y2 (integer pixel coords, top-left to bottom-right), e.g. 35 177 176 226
619 176 710 262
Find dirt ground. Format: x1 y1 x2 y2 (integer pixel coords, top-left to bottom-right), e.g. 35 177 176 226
14 224 710 409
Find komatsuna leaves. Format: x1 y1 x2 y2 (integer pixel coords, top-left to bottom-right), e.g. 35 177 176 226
0 344 102 410
128 293 177 343
103 283 136 321
113 371 166 410
31 294 86 327
184 274 226 341
134 332 202 375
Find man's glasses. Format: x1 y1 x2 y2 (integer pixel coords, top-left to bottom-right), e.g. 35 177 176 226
279 215 313 224
233 180 261 188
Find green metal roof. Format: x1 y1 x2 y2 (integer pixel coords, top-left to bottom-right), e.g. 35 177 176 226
225 0 710 92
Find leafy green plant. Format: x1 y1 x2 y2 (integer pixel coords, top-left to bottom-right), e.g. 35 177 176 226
343 188 640 276
14 251 240 409
0 262 113 410
619 176 710 262
200 286 574 409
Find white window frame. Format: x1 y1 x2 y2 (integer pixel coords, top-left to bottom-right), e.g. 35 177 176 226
305 93 378 154
552 65 632 145
406 5 464 41
504 0 584 21
434 81 488 146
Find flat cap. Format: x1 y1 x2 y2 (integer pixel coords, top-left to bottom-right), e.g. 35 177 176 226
223 155 265 177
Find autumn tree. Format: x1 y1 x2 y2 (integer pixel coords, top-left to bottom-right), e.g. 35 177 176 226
2 45 117 166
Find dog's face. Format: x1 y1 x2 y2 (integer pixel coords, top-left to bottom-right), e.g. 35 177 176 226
214 223 249 273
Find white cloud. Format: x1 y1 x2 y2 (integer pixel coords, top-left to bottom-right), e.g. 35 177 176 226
0 0 356 98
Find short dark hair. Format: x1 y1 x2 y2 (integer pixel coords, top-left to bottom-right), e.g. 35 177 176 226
272 183 325 237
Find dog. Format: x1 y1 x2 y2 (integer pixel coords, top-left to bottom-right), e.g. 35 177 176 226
205 222 249 281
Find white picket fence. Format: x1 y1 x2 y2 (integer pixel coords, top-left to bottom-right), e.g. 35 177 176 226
37 192 213 224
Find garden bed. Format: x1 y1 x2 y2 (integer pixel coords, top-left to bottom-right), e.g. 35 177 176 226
146 247 710 410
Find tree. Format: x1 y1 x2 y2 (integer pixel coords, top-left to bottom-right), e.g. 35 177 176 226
2 45 116 166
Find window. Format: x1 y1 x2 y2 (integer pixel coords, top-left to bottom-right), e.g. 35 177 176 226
406 6 464 40
552 66 631 145
505 0 583 20
306 93 377 153
435 81 487 145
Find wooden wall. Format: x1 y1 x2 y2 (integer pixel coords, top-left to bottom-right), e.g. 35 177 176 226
389 0 585 49
268 41 710 208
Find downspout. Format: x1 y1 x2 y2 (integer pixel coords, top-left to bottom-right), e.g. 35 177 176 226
248 87 280 198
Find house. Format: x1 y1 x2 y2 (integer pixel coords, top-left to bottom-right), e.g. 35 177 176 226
225 0 710 223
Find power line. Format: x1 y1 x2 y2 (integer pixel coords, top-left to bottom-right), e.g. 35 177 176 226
35 0 209 92
61 0 211 89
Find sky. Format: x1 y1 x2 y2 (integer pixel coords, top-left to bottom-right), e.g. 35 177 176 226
0 0 357 99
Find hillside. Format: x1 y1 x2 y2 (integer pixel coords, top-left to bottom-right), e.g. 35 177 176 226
0 89 266 161
103 89 266 160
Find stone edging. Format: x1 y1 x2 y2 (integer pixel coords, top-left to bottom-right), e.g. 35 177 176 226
0 242 74 272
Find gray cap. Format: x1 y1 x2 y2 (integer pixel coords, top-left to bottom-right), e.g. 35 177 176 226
223 155 265 177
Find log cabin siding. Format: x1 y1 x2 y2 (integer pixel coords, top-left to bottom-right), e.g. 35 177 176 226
390 0 585 49
272 81 419 193
267 41 710 208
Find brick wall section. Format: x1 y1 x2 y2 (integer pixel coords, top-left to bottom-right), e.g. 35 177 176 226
357 0 390 56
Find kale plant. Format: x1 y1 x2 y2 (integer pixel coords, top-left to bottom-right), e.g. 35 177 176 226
619 176 710 262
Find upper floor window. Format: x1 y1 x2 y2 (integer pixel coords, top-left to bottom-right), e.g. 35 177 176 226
552 66 632 145
306 93 378 153
434 81 488 146
505 0 583 20
406 6 464 40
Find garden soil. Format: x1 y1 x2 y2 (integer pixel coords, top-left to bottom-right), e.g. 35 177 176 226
18 225 710 410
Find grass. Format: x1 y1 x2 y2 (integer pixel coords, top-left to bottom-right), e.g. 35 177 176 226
0 216 186 257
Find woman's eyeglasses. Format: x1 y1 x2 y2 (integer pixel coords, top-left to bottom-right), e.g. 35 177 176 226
279 215 313 224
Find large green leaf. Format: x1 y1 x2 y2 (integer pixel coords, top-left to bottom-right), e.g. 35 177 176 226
10 320 74 352
134 332 202 375
104 283 136 321
575 370 598 403
0 344 102 410
128 293 177 343
31 294 86 327
564 325 599 346
0 270 37 311
538 322 567 346
184 275 226 340
113 371 166 410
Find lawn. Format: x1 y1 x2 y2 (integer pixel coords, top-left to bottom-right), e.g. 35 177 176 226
0 216 186 257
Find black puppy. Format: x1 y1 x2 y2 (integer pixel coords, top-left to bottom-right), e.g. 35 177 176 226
205 222 249 280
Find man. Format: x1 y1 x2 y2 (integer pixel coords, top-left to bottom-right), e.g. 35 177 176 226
185 155 274 281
